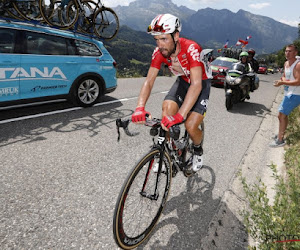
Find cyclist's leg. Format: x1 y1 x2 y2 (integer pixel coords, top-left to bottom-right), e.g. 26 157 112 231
185 78 210 145
185 79 210 173
185 112 204 145
162 99 179 116
162 77 184 117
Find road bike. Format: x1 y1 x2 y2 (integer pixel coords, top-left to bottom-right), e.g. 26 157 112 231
113 117 204 249
39 0 119 39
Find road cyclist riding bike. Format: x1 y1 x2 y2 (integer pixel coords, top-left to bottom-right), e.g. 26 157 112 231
112 14 212 249
132 13 212 175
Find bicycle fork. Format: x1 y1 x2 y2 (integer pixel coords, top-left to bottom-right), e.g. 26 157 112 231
140 130 166 201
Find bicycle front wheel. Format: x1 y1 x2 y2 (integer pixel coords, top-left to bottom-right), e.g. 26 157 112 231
93 7 119 39
113 149 172 249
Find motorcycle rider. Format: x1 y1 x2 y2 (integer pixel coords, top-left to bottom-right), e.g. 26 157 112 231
239 51 257 92
238 51 252 73
231 51 254 98
131 14 211 175
248 48 259 73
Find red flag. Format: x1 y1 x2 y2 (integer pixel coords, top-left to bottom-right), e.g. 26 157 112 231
238 39 248 45
235 40 242 46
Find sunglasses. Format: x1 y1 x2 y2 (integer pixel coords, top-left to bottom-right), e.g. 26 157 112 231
147 24 165 33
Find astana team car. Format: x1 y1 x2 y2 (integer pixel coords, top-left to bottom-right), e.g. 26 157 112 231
0 20 117 107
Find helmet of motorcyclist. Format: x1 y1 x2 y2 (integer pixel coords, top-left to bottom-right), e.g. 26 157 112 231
147 14 182 36
239 51 249 58
248 48 255 56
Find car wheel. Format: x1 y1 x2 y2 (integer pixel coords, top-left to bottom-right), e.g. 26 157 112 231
72 77 101 107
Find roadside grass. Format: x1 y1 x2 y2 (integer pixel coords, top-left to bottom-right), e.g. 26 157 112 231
241 106 300 250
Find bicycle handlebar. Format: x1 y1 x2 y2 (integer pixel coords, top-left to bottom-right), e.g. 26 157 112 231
116 117 181 141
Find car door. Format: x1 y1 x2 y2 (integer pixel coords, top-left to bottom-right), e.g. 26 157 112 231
0 28 20 102
20 30 80 99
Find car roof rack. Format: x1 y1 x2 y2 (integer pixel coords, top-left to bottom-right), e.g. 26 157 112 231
0 16 103 41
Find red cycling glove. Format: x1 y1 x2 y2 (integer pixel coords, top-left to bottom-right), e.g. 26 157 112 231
161 113 184 129
132 107 150 123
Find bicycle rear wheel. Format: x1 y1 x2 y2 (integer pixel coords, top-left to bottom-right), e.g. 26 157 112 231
93 7 119 39
113 149 172 249
39 0 79 29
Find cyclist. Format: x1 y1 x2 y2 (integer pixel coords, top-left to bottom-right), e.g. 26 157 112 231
131 14 212 174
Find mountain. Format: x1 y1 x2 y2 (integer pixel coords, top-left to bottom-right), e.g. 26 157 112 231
183 8 298 54
112 0 298 54
113 0 195 32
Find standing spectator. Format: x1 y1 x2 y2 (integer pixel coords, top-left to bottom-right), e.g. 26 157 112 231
270 44 300 147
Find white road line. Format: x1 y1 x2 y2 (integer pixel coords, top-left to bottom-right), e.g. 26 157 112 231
0 94 156 125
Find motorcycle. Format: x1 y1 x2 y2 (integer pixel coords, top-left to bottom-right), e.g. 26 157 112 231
220 63 259 110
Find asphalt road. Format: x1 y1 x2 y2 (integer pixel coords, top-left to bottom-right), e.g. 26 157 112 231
0 73 281 249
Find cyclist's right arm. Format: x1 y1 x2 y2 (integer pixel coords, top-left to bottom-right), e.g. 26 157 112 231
132 67 160 123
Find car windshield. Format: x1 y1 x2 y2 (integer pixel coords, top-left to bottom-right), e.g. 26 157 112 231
211 58 235 68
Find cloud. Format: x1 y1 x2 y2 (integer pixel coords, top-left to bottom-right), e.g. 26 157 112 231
249 2 271 10
279 19 299 27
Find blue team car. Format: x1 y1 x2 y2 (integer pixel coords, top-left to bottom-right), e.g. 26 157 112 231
0 20 117 107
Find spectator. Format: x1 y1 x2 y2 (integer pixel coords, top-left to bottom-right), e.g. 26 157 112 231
270 44 300 147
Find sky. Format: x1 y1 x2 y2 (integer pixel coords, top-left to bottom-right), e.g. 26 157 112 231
102 0 300 27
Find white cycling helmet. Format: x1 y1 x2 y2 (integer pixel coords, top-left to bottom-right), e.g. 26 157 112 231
147 14 182 35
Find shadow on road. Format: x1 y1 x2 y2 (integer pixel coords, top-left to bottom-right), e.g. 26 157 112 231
228 101 270 117
137 166 248 249
0 96 132 147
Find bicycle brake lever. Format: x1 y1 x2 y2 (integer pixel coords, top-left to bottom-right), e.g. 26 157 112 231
116 118 139 141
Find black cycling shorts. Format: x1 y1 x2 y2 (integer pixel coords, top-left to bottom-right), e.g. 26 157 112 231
164 77 211 115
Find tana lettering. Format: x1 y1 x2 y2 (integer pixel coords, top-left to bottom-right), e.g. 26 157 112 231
0 67 67 80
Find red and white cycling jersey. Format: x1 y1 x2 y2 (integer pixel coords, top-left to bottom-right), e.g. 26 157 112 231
150 38 212 83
